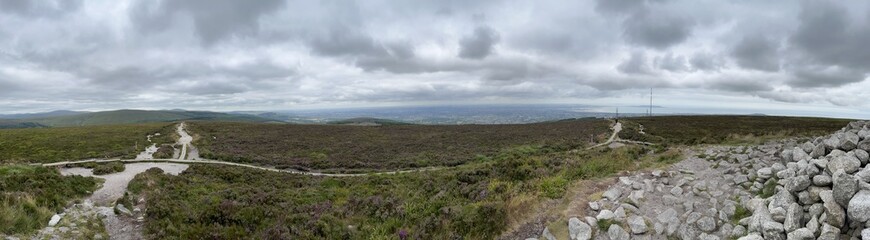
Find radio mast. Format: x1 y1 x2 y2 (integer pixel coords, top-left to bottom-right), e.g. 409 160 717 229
649 88 652 117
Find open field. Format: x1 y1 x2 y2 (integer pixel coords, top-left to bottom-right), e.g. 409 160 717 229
619 115 852 145
188 119 611 171
123 144 679 239
0 165 100 235
0 123 176 163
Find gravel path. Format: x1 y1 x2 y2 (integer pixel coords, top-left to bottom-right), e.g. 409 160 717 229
60 163 189 206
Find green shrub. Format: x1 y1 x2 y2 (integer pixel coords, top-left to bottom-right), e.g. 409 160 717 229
0 165 99 234
92 162 125 175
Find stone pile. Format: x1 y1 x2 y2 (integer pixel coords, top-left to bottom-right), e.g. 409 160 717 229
738 121 870 240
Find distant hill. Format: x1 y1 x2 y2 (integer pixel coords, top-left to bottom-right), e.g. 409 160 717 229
22 110 275 127
328 117 411 126
0 110 85 119
0 119 48 129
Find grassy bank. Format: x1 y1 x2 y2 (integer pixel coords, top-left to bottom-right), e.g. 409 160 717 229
187 119 611 171
124 144 679 239
620 115 851 145
0 123 176 163
0 165 100 234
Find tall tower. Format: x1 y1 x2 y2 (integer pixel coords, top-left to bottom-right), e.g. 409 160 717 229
649 88 653 117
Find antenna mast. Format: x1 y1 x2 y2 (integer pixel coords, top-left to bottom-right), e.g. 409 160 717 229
649 88 652 117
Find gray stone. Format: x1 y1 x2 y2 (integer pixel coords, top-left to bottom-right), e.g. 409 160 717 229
769 189 796 211
825 136 841 151
820 190 846 228
737 234 763 240
818 223 840 240
670 186 684 196
584 217 597 230
828 155 861 174
855 167 870 183
568 217 592 240
627 215 647 234
542 227 556 240
862 228 870 240
784 203 802 232
596 210 615 220
859 139 870 152
697 216 717 232
811 143 827 158
731 225 746 238
855 149 870 165
614 207 626 220
115 204 132 216
813 175 833 186
603 188 622 201
793 147 811 162
762 221 786 240
607 224 630 240
801 142 815 154
842 132 860 151
786 228 814 240
797 191 813 205
758 168 773 179
588 201 600 211
847 190 870 223
833 169 858 208
771 207 786 223
785 176 811 193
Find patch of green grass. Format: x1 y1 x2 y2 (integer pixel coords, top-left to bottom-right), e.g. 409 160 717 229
731 203 751 225
621 116 851 145
759 178 778 198
0 165 99 234
92 162 125 175
0 123 176 163
597 219 620 231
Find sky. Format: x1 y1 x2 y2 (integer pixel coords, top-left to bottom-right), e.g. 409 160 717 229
1 0 870 118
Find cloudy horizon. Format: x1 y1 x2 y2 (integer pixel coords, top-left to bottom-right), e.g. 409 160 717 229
1 0 870 118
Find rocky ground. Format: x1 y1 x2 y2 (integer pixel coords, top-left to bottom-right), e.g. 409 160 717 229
531 120 870 240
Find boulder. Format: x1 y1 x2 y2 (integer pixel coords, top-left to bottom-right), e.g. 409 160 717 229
627 215 647 234
801 142 815 154
847 190 870 223
541 227 556 240
607 224 630 240
862 228 870 240
825 136 841 151
793 147 811 162
568 217 592 240
786 228 814 240
761 221 786 240
820 190 846 228
813 175 832 186
697 216 717 232
115 204 133 216
784 203 802 232
596 210 615 220
855 149 870 165
828 155 861 174
832 169 858 207
603 188 622 201
818 223 840 240
785 176 811 193
811 143 827 158
737 234 763 240
859 139 870 152
842 132 860 151
758 168 773 179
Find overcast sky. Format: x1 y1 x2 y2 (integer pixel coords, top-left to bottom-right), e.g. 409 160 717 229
1 0 869 118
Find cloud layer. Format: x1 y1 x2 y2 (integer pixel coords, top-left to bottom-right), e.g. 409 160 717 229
1 0 869 116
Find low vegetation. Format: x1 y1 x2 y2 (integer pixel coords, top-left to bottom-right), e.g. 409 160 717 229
126 144 678 239
0 123 176 163
188 119 611 171
0 165 100 234
620 116 851 145
92 162 125 175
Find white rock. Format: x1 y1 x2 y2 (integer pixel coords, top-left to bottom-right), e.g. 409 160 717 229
847 190 870 223
697 216 717 232
786 228 814 240
737 234 763 240
568 217 592 240
820 190 846 228
761 221 785 240
828 155 861 174
541 227 556 240
48 214 61 227
597 210 615 220
832 169 858 207
603 188 622 201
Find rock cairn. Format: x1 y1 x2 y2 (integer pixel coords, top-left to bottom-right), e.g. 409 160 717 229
529 121 870 240
739 121 870 240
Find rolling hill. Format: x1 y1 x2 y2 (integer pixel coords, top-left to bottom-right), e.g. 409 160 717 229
20 110 275 127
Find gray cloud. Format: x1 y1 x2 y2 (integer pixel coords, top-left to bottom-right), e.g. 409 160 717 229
618 52 654 75
622 10 694 49
732 35 780 72
458 26 500 59
1 0 870 114
129 0 285 45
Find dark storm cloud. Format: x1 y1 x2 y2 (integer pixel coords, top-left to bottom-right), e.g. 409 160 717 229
707 78 773 93
732 35 780 72
622 10 694 49
458 26 500 59
595 0 646 14
789 66 866 88
129 0 285 45
655 53 690 72
690 53 724 72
